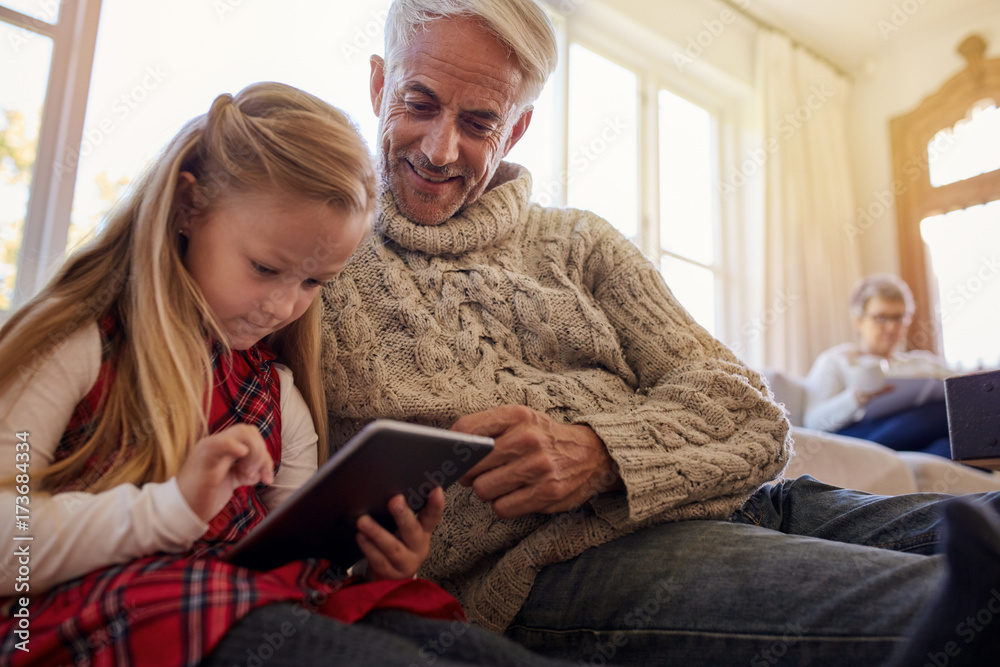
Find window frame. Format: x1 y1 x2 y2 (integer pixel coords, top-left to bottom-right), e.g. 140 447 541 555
889 34 1000 354
8 0 756 358
552 1 750 347
2 0 103 314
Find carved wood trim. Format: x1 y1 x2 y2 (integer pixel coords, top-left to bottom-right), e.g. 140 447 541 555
889 35 1000 351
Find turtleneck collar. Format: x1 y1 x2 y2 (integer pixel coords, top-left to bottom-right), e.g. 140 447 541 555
376 162 533 255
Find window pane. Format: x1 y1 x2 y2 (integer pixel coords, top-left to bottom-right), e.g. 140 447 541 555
1 1 59 23
928 101 1000 187
506 75 557 207
566 43 638 239
69 0 391 248
920 200 1000 369
660 255 716 336
659 89 714 265
0 22 52 310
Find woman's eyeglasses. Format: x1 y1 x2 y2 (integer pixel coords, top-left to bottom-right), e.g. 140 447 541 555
864 313 910 325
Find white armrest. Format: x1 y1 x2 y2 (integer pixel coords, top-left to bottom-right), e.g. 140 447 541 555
898 452 1000 495
784 427 918 495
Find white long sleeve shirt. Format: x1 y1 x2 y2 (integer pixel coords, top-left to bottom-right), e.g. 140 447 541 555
0 324 318 596
803 342 952 432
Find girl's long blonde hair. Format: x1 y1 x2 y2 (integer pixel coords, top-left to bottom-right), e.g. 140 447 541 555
0 82 376 492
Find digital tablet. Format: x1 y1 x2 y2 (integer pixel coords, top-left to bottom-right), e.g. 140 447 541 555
859 377 946 423
224 419 494 571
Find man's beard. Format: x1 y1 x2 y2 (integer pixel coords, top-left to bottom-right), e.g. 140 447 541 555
379 147 476 225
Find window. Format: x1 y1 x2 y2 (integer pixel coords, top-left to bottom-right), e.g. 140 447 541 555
658 89 717 333
1 19 53 308
10 0 736 345
520 31 725 338
928 101 1000 188
890 34 1000 364
565 43 639 240
68 0 392 248
920 200 1000 369
1 0 102 314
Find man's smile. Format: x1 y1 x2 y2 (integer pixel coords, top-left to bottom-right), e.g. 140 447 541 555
408 160 457 184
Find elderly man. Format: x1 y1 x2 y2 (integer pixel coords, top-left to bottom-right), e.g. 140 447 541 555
321 1 1000 664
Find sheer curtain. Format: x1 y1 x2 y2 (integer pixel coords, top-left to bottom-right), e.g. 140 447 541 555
756 30 861 376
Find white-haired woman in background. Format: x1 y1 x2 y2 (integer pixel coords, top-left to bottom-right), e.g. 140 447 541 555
804 274 953 458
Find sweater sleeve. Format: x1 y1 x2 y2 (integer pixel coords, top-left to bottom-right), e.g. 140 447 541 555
571 215 791 527
261 364 318 510
0 324 206 596
803 346 864 432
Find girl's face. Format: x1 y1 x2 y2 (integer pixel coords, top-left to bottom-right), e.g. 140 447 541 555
180 184 369 350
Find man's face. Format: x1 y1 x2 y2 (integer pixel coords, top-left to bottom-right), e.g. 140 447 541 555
370 18 532 225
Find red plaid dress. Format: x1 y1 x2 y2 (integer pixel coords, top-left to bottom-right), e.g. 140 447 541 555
0 324 462 666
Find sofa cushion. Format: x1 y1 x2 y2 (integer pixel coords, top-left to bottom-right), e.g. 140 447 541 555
761 368 807 427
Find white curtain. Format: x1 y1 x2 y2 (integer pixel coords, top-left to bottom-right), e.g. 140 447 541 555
756 30 862 376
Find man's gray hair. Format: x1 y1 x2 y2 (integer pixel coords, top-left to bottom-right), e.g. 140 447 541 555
849 273 916 319
384 0 558 106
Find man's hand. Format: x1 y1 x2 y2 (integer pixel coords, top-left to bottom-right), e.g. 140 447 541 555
454 405 622 519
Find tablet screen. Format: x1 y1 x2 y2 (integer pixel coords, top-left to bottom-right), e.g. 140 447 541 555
224 419 494 571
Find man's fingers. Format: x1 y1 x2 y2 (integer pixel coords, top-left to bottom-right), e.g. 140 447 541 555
451 406 522 437
490 485 558 520
469 462 527 502
458 447 509 486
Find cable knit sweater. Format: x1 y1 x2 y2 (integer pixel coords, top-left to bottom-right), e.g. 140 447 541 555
320 162 791 632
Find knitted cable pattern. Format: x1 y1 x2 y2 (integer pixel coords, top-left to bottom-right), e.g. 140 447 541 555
320 163 791 631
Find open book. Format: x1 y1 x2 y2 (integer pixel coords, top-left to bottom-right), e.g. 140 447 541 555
860 377 946 423
223 420 494 571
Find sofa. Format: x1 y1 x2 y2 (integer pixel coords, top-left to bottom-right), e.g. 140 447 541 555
762 369 1000 496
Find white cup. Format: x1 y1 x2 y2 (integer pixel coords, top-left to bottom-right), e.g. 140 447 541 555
851 355 887 394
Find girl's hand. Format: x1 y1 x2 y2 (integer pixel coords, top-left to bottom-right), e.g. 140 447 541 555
177 423 275 522
355 486 445 580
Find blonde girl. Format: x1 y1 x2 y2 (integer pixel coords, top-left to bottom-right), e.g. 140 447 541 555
0 82 564 667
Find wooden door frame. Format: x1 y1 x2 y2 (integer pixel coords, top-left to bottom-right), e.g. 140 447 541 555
889 35 1000 352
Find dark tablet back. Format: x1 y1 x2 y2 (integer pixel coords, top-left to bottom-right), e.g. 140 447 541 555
224 419 494 571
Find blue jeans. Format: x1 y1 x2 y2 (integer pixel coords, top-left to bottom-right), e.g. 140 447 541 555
837 400 951 458
505 476 1000 666
202 604 572 666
